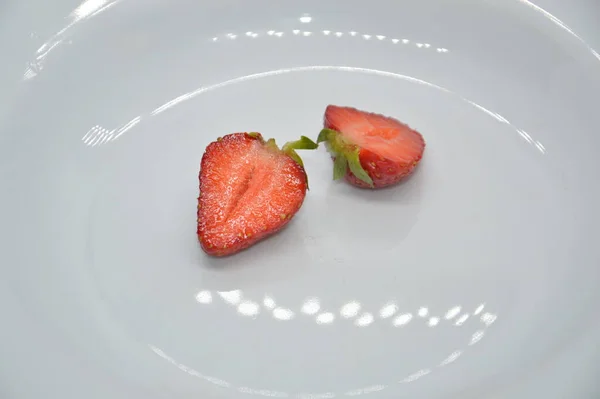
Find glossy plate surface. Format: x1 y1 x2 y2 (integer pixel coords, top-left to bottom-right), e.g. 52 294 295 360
1 1 600 398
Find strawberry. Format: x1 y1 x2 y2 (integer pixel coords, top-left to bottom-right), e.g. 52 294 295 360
197 132 317 256
317 105 425 188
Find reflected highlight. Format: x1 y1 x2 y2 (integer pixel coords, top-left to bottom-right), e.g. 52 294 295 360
517 0 600 62
150 65 451 117
444 306 461 320
340 301 361 318
355 313 374 327
316 312 335 324
379 303 398 319
455 314 469 326
218 290 242 305
273 307 295 320
263 295 276 309
393 313 412 326
195 290 212 304
238 301 260 317
301 298 321 315
438 351 462 366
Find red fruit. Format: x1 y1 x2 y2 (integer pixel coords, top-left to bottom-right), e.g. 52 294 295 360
318 105 425 188
197 132 317 257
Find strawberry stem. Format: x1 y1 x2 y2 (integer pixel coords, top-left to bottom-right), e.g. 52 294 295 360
281 135 318 189
283 135 319 152
281 136 318 168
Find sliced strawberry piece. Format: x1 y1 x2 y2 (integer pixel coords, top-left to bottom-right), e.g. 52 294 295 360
197 132 317 256
318 105 426 188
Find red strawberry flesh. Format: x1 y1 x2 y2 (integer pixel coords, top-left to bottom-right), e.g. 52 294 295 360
321 105 425 188
197 133 313 256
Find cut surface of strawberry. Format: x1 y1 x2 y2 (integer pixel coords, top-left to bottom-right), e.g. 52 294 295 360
318 105 425 188
197 132 317 257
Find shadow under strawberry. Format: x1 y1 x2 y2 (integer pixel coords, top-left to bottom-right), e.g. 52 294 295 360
332 160 424 204
198 216 312 291
322 163 424 258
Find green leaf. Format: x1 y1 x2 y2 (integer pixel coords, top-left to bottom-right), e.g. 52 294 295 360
333 154 348 180
286 148 304 168
317 128 338 143
283 135 319 151
346 149 374 187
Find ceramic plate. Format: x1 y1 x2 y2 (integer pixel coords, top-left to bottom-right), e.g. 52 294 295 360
2 1 600 398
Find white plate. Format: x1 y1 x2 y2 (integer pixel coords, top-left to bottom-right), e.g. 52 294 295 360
2 1 600 398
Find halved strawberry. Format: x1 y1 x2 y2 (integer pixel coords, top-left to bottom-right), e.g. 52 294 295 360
318 105 425 188
197 132 317 257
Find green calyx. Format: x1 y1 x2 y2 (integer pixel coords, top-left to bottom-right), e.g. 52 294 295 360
317 128 374 187
248 132 317 171
272 135 318 189
251 133 317 169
